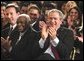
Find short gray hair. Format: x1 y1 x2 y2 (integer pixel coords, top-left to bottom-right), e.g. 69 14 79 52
17 14 31 24
47 9 64 21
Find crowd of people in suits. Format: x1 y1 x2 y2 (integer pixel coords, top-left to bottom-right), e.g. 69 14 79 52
1 1 83 60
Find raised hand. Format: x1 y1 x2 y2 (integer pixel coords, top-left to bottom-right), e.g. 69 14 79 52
48 27 57 40
39 21 48 40
1 36 12 51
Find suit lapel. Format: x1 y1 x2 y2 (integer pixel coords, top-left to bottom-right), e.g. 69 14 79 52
14 27 31 46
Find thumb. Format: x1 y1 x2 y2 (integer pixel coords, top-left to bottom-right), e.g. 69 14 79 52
1 37 5 41
7 36 10 41
9 40 12 45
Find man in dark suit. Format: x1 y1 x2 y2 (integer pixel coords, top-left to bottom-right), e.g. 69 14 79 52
27 4 41 33
1 3 20 43
1 3 20 60
1 3 20 38
32 9 74 60
10 14 35 60
1 14 36 60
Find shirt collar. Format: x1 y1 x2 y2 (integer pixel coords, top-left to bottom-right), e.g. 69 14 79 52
30 21 37 27
19 30 27 37
10 24 17 30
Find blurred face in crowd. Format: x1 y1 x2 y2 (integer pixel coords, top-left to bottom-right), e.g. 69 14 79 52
17 16 29 32
5 7 19 25
1 11 7 22
61 3 67 14
20 6 27 14
69 8 78 21
46 11 62 30
65 1 77 12
28 8 40 23
1 6 6 18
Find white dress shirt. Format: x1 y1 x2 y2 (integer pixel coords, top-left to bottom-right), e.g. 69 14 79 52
39 37 59 59
15 32 25 45
30 21 37 27
9 30 27 52
30 21 40 33
10 24 17 31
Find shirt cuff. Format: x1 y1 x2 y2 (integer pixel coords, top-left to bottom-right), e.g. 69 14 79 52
39 38 46 48
50 37 59 47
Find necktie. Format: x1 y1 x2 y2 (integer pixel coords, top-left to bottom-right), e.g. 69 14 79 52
51 44 60 60
8 27 13 36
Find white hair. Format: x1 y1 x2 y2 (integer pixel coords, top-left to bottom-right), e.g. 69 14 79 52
17 14 31 23
47 9 64 21
6 3 19 8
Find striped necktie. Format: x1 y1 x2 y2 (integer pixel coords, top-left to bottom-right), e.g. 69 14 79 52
51 44 60 60
8 27 13 36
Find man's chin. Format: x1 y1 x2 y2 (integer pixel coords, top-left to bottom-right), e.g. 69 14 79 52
18 29 23 32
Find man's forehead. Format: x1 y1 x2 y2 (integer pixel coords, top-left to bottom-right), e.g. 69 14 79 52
30 8 38 12
29 10 39 15
5 7 16 11
48 12 60 17
49 11 59 14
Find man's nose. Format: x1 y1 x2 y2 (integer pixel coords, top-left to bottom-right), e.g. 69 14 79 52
7 14 11 18
51 19 55 23
18 23 22 26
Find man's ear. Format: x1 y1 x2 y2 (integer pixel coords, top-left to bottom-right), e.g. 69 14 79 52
60 19 63 25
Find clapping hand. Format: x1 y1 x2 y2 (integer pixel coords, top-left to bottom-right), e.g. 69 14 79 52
1 36 12 51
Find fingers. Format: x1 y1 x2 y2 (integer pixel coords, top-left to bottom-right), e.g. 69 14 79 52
48 27 55 34
39 21 43 29
7 36 10 42
39 21 47 28
39 21 44 26
7 36 12 45
1 36 12 50
48 27 57 39
1 37 5 42
9 40 12 45
39 21 48 32
48 28 54 37
1 37 6 46
1 36 10 45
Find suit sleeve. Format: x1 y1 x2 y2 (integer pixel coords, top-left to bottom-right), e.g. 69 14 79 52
56 29 74 60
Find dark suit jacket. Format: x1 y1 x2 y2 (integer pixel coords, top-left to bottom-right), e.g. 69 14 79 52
32 27 74 60
36 53 54 60
1 25 18 60
31 20 40 33
10 27 40 60
1 25 18 39
74 38 83 60
1 23 10 31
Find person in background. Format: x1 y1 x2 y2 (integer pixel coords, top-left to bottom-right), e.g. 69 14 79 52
1 2 10 30
1 3 20 60
20 3 28 14
27 4 41 32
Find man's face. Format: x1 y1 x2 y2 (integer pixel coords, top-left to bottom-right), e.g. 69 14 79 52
46 12 62 30
1 6 6 18
1 6 7 22
5 7 19 25
17 16 28 32
20 6 27 14
28 9 40 23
